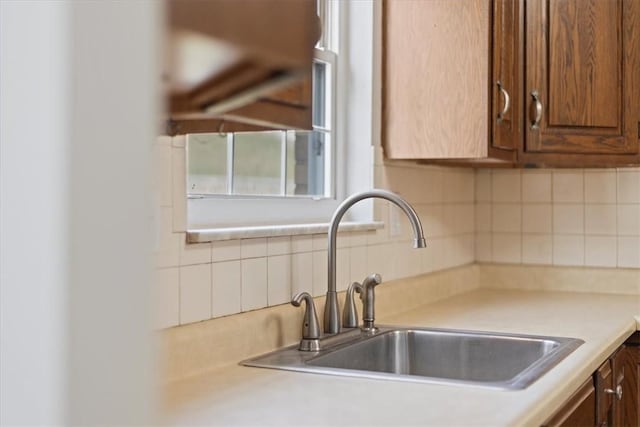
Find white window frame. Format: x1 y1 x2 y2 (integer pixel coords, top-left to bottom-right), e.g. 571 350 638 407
187 0 378 233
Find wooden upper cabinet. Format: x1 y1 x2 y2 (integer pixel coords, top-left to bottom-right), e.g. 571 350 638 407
490 0 521 160
383 0 640 167
382 0 491 159
165 0 318 135
522 0 640 166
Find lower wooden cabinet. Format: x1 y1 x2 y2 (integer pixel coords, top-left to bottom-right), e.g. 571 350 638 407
543 332 640 427
618 334 640 427
543 378 596 427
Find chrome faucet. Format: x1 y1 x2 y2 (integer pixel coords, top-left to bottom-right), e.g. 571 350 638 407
324 189 427 334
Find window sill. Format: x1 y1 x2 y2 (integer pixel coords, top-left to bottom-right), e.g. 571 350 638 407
186 221 384 243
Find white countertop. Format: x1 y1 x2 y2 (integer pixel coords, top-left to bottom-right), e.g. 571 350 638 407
162 288 639 426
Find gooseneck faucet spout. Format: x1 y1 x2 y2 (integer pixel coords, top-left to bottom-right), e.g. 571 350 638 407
324 189 427 334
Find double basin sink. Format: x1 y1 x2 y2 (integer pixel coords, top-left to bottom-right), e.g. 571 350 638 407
242 326 584 390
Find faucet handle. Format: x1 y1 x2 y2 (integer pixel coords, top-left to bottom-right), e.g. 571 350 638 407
342 282 363 328
291 292 321 351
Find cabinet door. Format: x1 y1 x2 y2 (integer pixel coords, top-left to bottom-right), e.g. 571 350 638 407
524 0 640 162
619 335 640 427
612 346 638 427
491 0 521 157
383 0 490 159
596 358 615 427
543 377 596 427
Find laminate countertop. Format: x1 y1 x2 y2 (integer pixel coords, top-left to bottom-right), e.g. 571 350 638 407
162 288 639 426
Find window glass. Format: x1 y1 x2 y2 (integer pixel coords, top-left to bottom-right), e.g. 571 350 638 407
187 133 227 194
232 131 282 196
285 131 325 196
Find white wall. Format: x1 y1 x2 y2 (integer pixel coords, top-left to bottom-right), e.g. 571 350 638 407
1 2 70 423
1 1 159 424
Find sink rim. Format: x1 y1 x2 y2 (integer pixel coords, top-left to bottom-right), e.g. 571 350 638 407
241 326 585 390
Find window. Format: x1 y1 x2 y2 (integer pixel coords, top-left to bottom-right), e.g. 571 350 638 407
187 0 342 229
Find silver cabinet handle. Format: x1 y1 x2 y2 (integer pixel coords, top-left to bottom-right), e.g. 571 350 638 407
496 80 511 121
530 90 543 129
604 385 623 401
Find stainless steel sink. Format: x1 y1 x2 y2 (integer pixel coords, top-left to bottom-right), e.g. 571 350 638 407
242 326 584 390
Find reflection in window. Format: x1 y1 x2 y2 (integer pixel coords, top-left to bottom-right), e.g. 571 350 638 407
187 130 326 198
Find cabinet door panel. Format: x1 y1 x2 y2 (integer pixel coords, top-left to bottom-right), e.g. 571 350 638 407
626 346 640 427
543 378 596 427
383 0 490 159
525 0 640 156
491 0 521 152
548 0 619 129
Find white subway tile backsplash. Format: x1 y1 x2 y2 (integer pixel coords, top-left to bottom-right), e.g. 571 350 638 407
408 243 425 276
617 169 640 203
179 264 212 324
241 258 268 311
618 236 640 268
449 234 474 267
444 169 475 202
367 244 394 281
552 235 584 267
349 246 368 284
267 255 292 306
312 251 328 297
553 204 584 234
155 207 181 267
618 204 640 235
475 170 491 202
522 171 552 203
155 232 181 268
585 235 617 268
423 168 444 203
492 233 521 264
291 252 313 296
211 240 241 262
553 171 583 202
475 233 492 263
211 260 241 318
349 231 369 247
418 204 445 238
291 235 313 253
394 242 413 279
267 236 291 256
584 204 617 235
154 141 640 331
171 147 187 233
179 241 211 266
585 171 617 203
430 237 447 271
492 204 522 233
241 238 267 259
153 144 172 207
475 203 491 232
522 234 553 265
492 171 521 202
522 204 552 234
477 168 639 271
458 204 475 234
336 248 350 292
313 233 330 251
154 267 179 329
